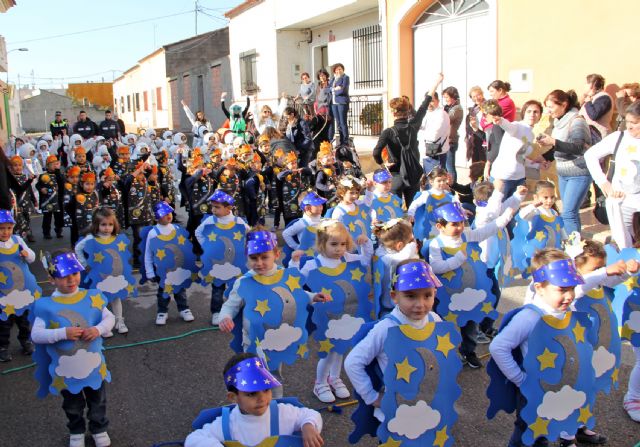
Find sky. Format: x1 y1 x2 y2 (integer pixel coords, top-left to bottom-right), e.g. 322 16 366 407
0 0 243 89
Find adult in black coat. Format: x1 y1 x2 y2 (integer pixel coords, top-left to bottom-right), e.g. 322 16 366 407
0 147 21 210
283 107 313 168
72 110 98 139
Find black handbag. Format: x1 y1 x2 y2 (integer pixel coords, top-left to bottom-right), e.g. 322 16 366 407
593 131 625 225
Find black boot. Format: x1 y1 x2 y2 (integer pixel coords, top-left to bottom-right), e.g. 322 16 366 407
0 348 12 362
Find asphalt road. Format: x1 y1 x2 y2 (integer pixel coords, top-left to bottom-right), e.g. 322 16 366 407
1 212 639 447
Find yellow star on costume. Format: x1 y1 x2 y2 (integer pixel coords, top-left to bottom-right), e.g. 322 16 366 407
91 294 106 309
436 333 456 357
177 235 186 245
296 343 308 358
205 274 214 283
164 284 173 294
93 252 105 263
255 338 262 348
380 438 402 447
351 268 364 282
349 222 356 232
427 205 433 212
0 271 7 284
572 321 586 343
535 231 546 242
481 302 494 315
126 284 135 293
52 376 67 393
620 168 628 177
392 199 400 207
537 348 558 371
470 250 480 262
374 270 381 283
611 367 619 385
442 270 456 282
443 312 458 325
117 240 127 251
434 426 449 447
156 249 166 260
254 300 271 317
395 357 417 383
497 229 504 240
623 276 638 291
528 417 549 439
320 288 333 301
556 223 561 232
285 275 301 291
49 320 60 329
361 210 367 219
191 272 199 281
3 304 15 316
627 145 637 153
99 363 108 379
577 405 592 425
233 231 243 241
304 248 315 256
621 324 634 340
208 233 217 241
34 290 41 299
377 207 384 215
319 339 334 353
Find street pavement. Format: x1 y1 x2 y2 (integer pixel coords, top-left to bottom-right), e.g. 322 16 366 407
1 207 639 447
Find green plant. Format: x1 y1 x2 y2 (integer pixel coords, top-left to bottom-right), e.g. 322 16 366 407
359 102 383 129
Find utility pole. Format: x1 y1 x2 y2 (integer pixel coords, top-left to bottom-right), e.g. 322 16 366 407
195 0 199 35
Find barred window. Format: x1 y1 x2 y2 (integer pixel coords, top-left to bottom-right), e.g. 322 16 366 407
352 25 382 90
239 49 258 95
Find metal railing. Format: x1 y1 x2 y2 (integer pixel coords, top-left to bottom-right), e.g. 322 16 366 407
348 95 383 137
352 25 383 90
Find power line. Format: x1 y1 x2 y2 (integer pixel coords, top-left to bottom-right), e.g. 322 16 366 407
8 10 194 45
8 69 124 82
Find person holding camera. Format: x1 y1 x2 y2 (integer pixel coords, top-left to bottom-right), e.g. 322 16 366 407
418 91 450 175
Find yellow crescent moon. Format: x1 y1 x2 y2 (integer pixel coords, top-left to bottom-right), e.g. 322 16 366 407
0 261 26 291
395 346 439 408
223 437 278 447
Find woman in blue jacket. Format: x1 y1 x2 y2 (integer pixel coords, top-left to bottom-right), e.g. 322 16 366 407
330 63 350 146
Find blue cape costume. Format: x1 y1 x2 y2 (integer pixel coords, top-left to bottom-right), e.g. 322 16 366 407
199 217 247 287
371 193 404 222
0 236 41 320
412 191 452 242
606 245 640 347
511 212 564 278
281 218 318 268
328 204 372 242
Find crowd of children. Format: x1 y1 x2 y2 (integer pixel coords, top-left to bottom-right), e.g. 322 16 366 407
1 108 640 447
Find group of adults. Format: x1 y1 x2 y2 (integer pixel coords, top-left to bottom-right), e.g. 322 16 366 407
373 73 640 248
48 109 126 141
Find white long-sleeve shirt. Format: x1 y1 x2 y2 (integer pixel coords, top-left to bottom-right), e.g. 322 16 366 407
429 214 510 274
74 233 113 267
282 214 321 250
195 213 249 246
252 98 287 134
491 118 535 181
345 306 441 421
417 107 450 157
144 223 176 278
31 290 115 344
518 205 569 241
184 403 322 447
0 236 35 264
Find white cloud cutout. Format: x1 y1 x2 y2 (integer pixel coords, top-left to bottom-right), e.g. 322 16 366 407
260 323 302 352
387 400 441 439
208 263 242 281
627 311 640 332
165 268 192 286
325 314 365 340
592 346 616 378
449 288 487 312
537 385 586 421
0 289 34 310
55 349 102 379
96 275 128 294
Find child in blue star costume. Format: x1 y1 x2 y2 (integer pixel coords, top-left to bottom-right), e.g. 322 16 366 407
184 352 323 447
369 169 404 223
282 191 326 268
294 219 373 404
218 228 329 398
428 201 512 369
0 210 38 362
488 249 604 447
407 167 455 243
195 190 250 326
75 207 137 337
327 175 374 246
31 251 114 447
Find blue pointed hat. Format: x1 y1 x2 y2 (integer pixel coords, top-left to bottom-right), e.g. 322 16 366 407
373 169 392 183
209 189 235 205
246 230 278 255
47 252 85 278
434 202 466 223
0 210 16 224
393 261 442 291
224 356 281 392
300 191 326 207
154 202 174 220
532 259 585 287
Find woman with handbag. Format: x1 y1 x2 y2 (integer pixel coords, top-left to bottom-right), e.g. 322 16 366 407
585 100 640 249
372 74 443 206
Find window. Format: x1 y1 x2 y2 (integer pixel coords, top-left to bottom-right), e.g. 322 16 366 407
135 93 140 111
114 99 117 111
120 97 124 114
239 49 258 95
415 0 488 26
352 25 382 90
156 87 163 110
143 91 149 111
126 95 131 112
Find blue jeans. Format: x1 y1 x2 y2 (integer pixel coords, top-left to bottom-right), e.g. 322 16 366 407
157 287 189 313
445 142 458 183
558 174 591 234
499 177 526 201
331 103 349 146
61 385 108 435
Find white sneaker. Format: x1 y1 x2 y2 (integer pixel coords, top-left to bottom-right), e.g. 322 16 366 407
114 317 129 334
624 399 640 422
69 433 85 447
328 376 351 399
313 382 336 403
180 309 195 322
155 313 168 325
103 331 114 338
211 312 221 326
92 431 111 447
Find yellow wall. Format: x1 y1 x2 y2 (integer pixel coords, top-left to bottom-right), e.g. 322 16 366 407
497 0 638 107
67 83 114 109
